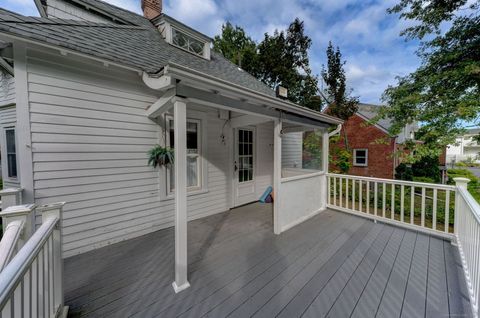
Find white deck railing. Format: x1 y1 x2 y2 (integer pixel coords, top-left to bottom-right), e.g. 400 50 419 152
327 173 456 238
0 203 66 318
0 220 25 272
327 173 480 317
454 178 480 317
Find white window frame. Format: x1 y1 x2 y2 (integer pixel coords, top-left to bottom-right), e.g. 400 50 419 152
163 112 208 199
353 148 368 167
3 127 18 181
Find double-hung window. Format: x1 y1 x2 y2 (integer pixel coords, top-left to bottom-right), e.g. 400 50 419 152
167 117 201 192
5 128 17 178
353 149 368 167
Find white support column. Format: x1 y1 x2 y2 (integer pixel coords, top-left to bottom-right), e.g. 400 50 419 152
14 42 34 204
172 98 190 293
273 119 282 235
37 202 68 318
320 130 330 210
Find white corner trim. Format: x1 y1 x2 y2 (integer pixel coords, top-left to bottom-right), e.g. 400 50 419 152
172 281 190 293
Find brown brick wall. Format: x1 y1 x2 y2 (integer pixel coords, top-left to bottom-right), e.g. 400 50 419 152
330 114 396 179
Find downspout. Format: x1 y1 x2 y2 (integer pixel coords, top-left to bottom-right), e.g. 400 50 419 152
328 124 342 137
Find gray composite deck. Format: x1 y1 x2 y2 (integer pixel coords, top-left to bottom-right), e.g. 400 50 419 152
64 203 472 318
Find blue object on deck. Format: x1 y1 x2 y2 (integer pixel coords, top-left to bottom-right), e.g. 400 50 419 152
259 186 273 203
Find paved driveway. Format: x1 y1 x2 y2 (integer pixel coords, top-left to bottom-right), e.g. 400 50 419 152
467 167 480 178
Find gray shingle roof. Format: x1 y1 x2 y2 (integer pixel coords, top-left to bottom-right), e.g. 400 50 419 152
68 0 152 27
0 7 276 97
356 103 392 131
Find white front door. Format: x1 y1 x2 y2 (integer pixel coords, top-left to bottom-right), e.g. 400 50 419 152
234 127 256 206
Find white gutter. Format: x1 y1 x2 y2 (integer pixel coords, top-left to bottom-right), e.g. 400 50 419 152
161 62 343 126
328 124 342 137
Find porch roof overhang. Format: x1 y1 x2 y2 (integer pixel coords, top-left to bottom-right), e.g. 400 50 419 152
144 63 343 130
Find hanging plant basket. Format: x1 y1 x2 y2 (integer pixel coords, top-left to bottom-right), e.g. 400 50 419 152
148 145 174 168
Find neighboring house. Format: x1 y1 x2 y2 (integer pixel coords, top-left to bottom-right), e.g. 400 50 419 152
0 0 341 291
447 128 480 164
328 103 416 179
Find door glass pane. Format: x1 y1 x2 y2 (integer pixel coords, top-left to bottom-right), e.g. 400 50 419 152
187 156 198 187
238 129 253 183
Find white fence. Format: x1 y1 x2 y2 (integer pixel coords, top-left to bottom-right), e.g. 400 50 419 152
0 203 66 318
327 173 456 238
455 178 480 317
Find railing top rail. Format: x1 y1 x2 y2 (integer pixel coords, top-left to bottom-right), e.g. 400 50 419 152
0 216 58 308
326 173 456 191
0 220 24 271
458 186 480 224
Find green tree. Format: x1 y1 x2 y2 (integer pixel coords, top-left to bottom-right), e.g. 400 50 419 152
379 0 480 160
213 22 258 73
321 42 359 120
321 42 359 173
213 19 322 110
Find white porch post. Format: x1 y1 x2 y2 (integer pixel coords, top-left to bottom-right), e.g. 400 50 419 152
172 97 190 293
321 130 329 210
273 119 282 235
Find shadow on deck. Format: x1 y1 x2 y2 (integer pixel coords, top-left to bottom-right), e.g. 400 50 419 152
64 203 472 318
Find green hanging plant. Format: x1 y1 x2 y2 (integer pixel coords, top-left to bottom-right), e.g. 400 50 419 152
148 145 174 168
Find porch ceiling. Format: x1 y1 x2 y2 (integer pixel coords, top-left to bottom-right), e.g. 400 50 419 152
63 205 472 318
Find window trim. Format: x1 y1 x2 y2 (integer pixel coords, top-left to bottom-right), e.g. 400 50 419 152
353 148 368 167
170 26 209 59
3 127 18 180
163 112 207 199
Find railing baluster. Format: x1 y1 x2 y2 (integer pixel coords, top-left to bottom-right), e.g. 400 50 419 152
391 183 395 220
339 178 343 208
345 178 349 209
432 189 438 230
366 181 370 214
352 179 356 211
333 177 337 206
410 186 415 224
327 176 331 206
374 182 378 216
400 185 405 223
359 180 363 213
445 190 450 233
382 183 386 218
421 187 426 227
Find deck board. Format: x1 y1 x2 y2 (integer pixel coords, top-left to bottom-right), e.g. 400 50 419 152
63 204 471 318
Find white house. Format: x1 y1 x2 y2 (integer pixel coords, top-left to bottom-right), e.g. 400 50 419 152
0 1 479 317
447 128 480 164
0 0 341 292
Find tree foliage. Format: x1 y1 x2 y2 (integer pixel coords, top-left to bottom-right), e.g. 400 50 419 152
380 0 480 159
213 19 322 110
321 41 359 120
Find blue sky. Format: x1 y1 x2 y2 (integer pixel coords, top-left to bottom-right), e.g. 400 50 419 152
1 0 423 104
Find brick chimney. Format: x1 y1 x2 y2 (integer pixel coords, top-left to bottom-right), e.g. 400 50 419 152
141 0 162 20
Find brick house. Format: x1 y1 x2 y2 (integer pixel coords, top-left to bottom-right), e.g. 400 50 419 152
329 103 416 179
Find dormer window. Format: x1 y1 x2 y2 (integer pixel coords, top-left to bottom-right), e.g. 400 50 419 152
153 14 212 60
172 28 205 56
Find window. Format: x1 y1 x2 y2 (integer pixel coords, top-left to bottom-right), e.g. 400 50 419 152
353 149 368 167
171 28 205 56
238 129 254 183
167 118 201 192
5 128 17 178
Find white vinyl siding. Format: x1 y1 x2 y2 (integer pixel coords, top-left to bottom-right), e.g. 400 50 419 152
46 0 112 23
255 122 274 198
26 45 236 257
